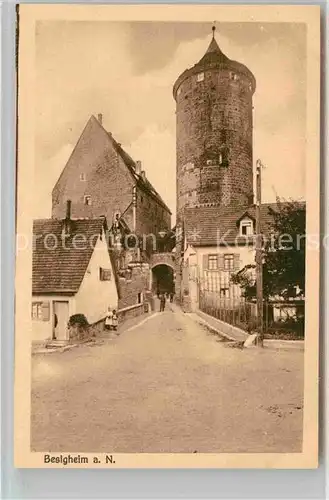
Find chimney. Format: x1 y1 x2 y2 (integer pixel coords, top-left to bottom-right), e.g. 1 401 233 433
97 113 103 125
65 199 72 219
135 160 142 175
141 170 146 182
63 200 72 236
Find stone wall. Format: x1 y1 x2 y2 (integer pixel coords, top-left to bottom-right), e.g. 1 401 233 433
136 187 171 237
52 115 171 243
52 141 135 229
175 67 254 217
118 263 150 310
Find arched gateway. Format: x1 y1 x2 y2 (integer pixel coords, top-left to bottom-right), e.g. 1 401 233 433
150 253 175 296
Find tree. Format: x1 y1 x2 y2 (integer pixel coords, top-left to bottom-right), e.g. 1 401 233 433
232 199 306 300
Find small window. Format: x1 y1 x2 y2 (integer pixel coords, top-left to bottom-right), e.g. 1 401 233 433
137 292 143 304
248 83 252 92
230 72 238 81
218 153 223 165
224 254 234 271
100 267 112 281
220 287 229 298
84 195 92 206
197 72 205 82
31 301 50 321
208 255 218 270
31 302 43 320
177 87 182 96
80 173 86 181
240 220 253 236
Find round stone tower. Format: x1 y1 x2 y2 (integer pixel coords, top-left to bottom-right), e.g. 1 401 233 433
173 29 256 217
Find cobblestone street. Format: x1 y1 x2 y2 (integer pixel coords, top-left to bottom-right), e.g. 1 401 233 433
31 305 304 453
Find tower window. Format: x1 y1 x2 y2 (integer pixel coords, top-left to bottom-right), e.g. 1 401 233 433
84 195 92 206
80 173 86 181
249 83 252 91
219 153 223 165
230 72 239 81
177 87 182 96
197 72 205 82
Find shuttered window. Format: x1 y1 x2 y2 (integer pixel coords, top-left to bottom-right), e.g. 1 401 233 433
32 301 50 321
207 255 218 270
203 253 240 272
224 254 234 271
234 254 240 271
223 254 240 271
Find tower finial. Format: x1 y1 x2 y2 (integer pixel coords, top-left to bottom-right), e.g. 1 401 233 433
212 23 216 39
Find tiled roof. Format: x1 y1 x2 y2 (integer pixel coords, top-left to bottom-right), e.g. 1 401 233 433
197 37 230 67
184 202 306 247
102 121 171 214
32 217 107 294
173 35 256 98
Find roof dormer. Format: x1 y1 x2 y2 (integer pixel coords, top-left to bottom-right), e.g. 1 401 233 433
236 212 255 236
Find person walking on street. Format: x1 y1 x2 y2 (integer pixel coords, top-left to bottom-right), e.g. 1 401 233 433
160 293 166 312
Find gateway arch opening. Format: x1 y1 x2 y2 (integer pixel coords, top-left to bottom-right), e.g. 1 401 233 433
151 264 175 297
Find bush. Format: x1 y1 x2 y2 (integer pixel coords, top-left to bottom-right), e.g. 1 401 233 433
68 314 89 328
68 314 90 343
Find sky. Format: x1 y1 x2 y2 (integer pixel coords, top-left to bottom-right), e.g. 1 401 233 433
35 21 306 221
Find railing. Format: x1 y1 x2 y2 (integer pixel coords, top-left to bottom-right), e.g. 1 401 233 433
198 270 304 337
199 291 256 332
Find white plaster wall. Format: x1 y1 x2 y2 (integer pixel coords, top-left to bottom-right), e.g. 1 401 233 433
32 295 73 341
182 244 256 310
194 244 256 274
75 230 118 324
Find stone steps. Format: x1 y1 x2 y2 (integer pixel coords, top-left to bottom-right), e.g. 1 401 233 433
45 339 69 349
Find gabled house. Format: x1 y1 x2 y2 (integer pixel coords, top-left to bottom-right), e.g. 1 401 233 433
52 114 171 242
178 202 305 311
51 114 173 312
32 203 119 342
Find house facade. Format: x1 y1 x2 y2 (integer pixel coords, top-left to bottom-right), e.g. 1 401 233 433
179 201 306 312
51 113 172 310
52 113 171 238
32 212 119 342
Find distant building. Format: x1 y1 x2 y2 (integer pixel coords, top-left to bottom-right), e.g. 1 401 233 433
52 114 171 239
51 113 173 311
32 208 119 342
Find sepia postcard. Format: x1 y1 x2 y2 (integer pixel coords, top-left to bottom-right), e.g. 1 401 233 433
15 4 320 468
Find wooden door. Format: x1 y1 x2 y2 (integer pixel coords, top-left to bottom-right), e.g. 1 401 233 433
53 301 69 340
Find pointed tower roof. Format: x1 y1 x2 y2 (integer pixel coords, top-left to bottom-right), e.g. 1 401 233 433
173 27 256 99
196 36 230 67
